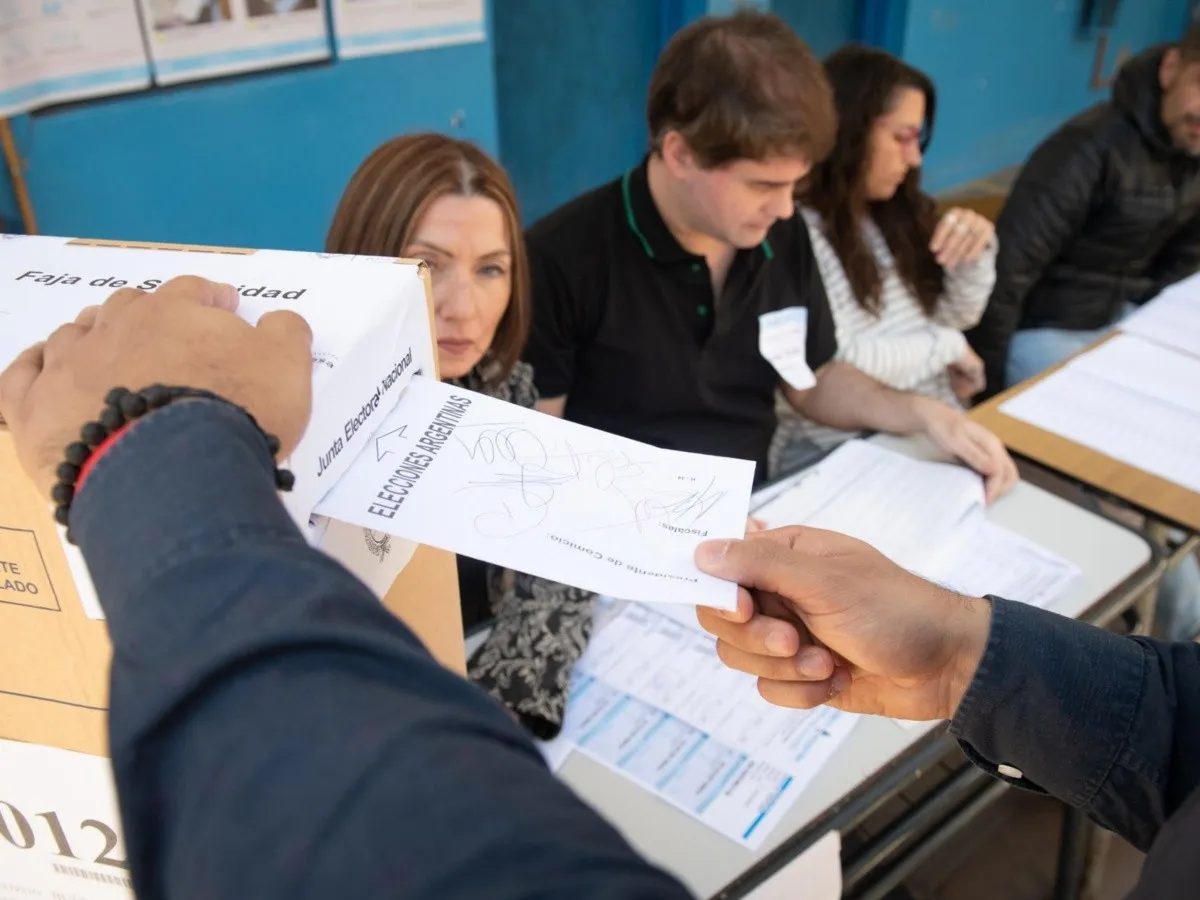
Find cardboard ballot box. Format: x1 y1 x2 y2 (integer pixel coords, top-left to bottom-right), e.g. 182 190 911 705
0 237 464 897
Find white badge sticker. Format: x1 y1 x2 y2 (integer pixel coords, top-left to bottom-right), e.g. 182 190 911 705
759 307 816 390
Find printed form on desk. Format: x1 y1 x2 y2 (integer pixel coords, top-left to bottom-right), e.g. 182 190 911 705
753 440 1081 609
543 599 857 849
541 442 1080 848
1001 333 1200 493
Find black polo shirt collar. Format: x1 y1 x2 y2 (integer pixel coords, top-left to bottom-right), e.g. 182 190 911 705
621 158 775 265
523 160 837 485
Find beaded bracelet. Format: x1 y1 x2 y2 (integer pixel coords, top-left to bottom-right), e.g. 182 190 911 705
52 385 295 544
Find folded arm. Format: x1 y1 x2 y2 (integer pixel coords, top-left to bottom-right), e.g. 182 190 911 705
934 239 997 331
952 599 1200 851
835 328 967 392
77 400 687 900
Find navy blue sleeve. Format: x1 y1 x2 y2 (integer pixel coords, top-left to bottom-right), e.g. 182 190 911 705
951 598 1200 852
73 400 690 900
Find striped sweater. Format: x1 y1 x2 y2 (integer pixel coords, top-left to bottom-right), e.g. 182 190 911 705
771 206 997 473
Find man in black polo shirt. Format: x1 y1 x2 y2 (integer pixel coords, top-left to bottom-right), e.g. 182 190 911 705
525 11 1017 496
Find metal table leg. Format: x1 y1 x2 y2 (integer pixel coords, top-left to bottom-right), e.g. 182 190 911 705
1054 807 1091 900
1054 570 1160 900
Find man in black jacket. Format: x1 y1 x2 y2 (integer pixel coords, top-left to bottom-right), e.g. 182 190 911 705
968 27 1200 644
969 26 1200 394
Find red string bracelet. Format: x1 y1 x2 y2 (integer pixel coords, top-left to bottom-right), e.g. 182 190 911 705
73 423 132 494
52 385 293 544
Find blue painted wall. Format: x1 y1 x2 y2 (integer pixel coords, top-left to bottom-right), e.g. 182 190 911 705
708 0 769 14
773 0 859 59
493 1 661 225
3 0 1194 240
0 13 497 249
493 0 854 226
905 0 1191 191
0 118 24 233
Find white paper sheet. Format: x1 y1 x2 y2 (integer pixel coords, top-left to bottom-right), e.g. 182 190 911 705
743 829 841 900
0 239 433 536
136 0 330 86
0 238 433 619
308 516 418 599
575 603 858 782
920 520 1080 610
1120 273 1200 360
0 740 131 899
559 675 801 849
1001 365 1200 494
1067 333 1200 417
316 376 756 610
0 0 150 117
758 307 816 390
752 440 1081 612
755 440 985 572
55 525 105 620
331 0 484 59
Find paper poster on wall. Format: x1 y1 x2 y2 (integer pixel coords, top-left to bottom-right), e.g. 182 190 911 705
331 0 484 59
137 0 330 86
0 0 150 117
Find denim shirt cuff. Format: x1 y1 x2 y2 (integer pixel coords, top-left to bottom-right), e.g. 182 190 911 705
72 400 304 641
950 597 1145 807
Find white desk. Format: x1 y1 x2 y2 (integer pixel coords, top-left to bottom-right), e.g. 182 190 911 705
557 434 1156 899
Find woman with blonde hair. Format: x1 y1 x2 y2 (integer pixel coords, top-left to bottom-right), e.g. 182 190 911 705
328 134 593 738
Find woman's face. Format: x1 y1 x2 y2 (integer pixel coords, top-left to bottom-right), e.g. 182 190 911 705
863 86 926 202
404 194 512 380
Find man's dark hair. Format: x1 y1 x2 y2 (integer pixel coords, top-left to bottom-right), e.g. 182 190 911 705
802 45 944 316
1180 23 1200 63
647 11 836 168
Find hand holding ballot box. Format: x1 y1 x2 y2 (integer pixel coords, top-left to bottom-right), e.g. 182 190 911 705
0 235 759 899
0 236 465 899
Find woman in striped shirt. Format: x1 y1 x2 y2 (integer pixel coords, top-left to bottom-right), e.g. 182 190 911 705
773 46 1012 490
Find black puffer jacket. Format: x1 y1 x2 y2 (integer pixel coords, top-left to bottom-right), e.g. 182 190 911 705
969 46 1200 396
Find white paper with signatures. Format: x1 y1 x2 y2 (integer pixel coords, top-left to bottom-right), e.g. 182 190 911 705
316 377 756 610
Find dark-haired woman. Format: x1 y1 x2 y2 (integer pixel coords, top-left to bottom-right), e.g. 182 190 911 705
772 45 1015 501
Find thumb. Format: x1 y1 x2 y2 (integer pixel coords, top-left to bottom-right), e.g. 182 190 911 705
256 309 314 356
695 528 823 603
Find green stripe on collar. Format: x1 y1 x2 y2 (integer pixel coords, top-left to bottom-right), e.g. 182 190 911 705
621 170 656 259
761 238 774 260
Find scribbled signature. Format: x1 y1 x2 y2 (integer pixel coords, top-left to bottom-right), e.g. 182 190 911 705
453 424 728 538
